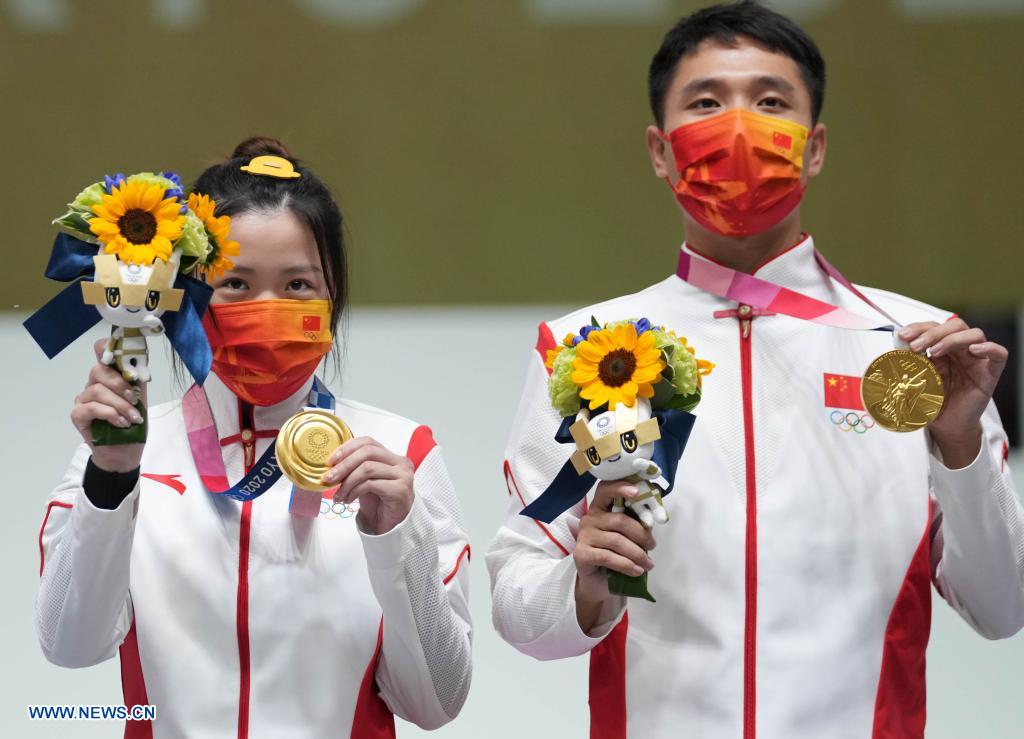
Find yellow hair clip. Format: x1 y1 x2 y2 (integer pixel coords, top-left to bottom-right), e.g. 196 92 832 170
240 155 301 179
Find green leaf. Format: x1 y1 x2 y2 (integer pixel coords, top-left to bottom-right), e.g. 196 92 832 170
665 386 702 412
590 315 601 328
650 378 676 408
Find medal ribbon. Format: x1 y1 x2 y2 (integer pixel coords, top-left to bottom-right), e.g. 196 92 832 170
182 376 335 502
675 247 904 332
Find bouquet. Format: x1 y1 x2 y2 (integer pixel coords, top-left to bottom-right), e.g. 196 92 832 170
522 317 713 601
25 171 238 444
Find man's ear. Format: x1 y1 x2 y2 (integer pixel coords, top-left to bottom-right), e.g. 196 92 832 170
646 125 675 180
805 121 827 178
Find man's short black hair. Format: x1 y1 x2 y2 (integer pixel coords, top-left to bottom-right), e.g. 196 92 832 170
648 1 826 128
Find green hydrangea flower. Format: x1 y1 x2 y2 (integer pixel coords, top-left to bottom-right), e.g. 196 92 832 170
69 181 106 212
176 209 213 273
548 346 582 417
650 328 699 397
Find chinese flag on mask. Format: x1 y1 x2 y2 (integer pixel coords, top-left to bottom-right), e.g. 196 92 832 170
823 373 865 410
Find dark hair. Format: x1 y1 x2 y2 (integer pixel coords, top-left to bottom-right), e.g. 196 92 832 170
192 136 348 335
648 1 826 129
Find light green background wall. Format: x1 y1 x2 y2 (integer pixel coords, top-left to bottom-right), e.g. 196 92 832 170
3 0 1022 310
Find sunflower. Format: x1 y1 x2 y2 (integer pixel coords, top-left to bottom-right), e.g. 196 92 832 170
572 323 666 410
188 192 240 280
89 179 185 265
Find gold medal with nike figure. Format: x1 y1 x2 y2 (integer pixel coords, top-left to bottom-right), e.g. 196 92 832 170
861 350 944 432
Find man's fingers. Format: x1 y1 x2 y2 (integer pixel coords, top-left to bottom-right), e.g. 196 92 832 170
591 480 639 511
929 328 987 358
592 511 656 549
575 546 645 578
589 531 654 570
968 342 1010 365
904 317 967 353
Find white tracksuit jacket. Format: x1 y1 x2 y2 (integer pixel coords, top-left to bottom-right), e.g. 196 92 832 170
487 236 1023 739
37 372 472 739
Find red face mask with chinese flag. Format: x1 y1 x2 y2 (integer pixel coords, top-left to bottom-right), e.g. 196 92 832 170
665 109 809 237
202 299 333 406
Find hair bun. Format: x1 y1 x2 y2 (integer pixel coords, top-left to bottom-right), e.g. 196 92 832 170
232 136 293 160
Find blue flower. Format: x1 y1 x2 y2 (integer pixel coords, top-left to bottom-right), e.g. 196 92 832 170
103 173 126 194
631 318 652 335
579 324 598 340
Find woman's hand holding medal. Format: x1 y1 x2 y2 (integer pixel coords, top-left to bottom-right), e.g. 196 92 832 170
899 318 1009 469
320 437 416 535
71 339 148 473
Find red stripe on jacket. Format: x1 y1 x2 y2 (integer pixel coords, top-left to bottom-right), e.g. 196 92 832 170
121 620 154 739
407 426 437 471
350 619 396 739
590 612 629 739
38 500 73 576
536 323 557 374
872 501 932 738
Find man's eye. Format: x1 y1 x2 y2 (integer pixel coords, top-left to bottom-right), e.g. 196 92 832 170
691 98 719 109
759 97 785 108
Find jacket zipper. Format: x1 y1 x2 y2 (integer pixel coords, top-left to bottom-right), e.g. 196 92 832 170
236 401 255 739
738 305 758 739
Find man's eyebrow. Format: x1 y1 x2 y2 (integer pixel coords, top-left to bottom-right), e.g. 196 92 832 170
680 77 726 97
679 74 797 97
751 75 797 93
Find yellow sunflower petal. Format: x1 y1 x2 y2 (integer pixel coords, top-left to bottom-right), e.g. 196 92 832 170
576 341 605 362
571 367 599 384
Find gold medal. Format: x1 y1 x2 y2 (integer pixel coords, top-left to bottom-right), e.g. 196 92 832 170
275 409 353 491
861 350 944 432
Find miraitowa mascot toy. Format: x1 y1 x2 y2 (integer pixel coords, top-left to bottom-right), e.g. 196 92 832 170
24 172 238 444
522 318 714 601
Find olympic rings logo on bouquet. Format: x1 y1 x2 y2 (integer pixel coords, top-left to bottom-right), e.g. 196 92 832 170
828 409 875 434
320 499 359 520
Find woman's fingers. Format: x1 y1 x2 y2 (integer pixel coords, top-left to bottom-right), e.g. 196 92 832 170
71 400 132 431
77 384 144 424
334 478 407 506
322 438 409 488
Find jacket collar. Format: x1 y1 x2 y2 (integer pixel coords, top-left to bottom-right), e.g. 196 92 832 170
679 233 838 304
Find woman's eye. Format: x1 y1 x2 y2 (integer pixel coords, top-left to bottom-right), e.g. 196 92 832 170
220 278 246 291
287 279 312 291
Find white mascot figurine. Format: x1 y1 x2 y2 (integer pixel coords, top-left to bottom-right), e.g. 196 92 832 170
81 252 184 383
567 397 669 528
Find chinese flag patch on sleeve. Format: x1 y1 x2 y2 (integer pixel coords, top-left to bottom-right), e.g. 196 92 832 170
302 315 321 331
824 373 865 410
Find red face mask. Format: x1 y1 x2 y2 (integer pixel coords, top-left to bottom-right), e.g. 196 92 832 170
665 109 810 237
202 299 333 406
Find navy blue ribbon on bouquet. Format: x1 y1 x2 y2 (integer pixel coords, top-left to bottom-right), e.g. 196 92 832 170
22 233 214 384
519 408 697 524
